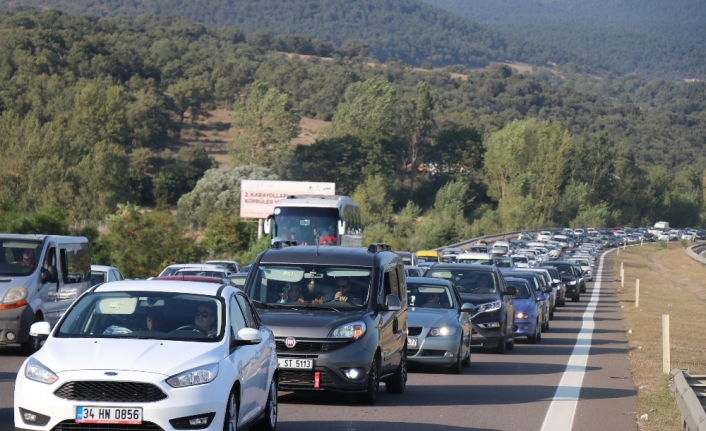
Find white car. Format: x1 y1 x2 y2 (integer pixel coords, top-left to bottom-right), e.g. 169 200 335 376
658 232 671 241
158 263 232 277
90 265 125 286
14 279 278 431
681 232 697 241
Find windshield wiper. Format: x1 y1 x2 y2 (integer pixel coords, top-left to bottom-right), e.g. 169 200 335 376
251 300 283 309
304 304 340 312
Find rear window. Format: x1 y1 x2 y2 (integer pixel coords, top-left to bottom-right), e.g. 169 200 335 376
427 269 497 294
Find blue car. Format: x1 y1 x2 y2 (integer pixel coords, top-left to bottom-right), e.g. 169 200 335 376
504 277 542 344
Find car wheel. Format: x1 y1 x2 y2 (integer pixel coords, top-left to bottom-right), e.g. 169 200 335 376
544 319 549 332
386 349 407 394
252 378 277 431
528 321 539 344
572 294 580 302
549 309 555 320
356 356 380 405
506 335 515 351
462 345 471 368
20 313 42 356
224 389 239 431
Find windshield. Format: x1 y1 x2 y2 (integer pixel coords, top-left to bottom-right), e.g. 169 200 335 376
177 270 227 277
457 258 492 265
274 207 339 246
468 246 488 253
507 281 532 299
90 271 107 286
545 263 574 276
407 283 454 309
427 269 497 294
512 256 528 263
0 240 42 276
418 256 439 263
249 264 372 309
56 291 224 341
493 258 512 268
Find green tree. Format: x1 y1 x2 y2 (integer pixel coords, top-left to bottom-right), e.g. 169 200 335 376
230 81 301 167
201 213 257 258
404 81 436 199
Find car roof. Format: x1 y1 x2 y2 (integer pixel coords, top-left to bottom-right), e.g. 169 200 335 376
164 263 227 270
176 268 227 273
153 275 227 284
406 276 452 286
259 245 396 267
93 279 225 295
91 265 119 272
426 263 497 272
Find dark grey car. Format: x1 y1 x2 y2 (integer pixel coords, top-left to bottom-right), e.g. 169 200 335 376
245 243 408 405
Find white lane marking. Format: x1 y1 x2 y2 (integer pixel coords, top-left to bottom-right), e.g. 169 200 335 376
539 249 614 430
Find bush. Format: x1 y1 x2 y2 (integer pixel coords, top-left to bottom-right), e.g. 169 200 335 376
679 238 688 247
659 240 668 249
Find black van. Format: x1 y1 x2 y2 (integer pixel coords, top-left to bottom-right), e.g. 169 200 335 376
244 242 408 405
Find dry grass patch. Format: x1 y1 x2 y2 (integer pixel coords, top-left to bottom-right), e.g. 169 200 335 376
613 242 706 430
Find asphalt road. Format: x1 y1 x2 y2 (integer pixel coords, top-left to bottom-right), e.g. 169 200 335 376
0 249 637 431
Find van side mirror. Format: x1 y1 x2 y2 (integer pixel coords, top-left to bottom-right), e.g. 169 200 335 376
41 266 58 284
338 220 346 236
383 294 401 311
263 216 273 235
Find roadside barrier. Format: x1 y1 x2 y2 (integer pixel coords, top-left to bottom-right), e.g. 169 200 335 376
432 228 551 251
686 243 706 265
669 369 706 431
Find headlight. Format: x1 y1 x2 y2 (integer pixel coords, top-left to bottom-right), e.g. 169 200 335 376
428 326 457 337
3 286 28 304
330 321 366 340
25 359 58 385
476 300 502 314
515 312 529 319
166 363 219 388
568 280 577 285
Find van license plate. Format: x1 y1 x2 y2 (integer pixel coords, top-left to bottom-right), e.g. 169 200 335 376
76 407 142 424
278 358 313 369
407 338 418 348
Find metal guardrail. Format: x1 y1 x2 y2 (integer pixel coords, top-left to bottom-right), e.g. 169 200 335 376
686 243 706 265
669 368 706 431
432 228 551 251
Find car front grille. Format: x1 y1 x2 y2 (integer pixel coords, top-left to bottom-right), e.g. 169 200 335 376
407 327 423 336
52 420 163 431
275 339 351 353
279 370 333 387
54 381 167 403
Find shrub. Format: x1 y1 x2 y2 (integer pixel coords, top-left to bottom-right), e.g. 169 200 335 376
659 240 668 249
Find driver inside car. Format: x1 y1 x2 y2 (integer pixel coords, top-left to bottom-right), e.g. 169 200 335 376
423 292 443 307
194 302 217 337
334 277 360 305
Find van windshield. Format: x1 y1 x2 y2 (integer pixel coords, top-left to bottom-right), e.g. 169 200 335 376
426 269 498 294
249 264 372 310
0 240 42 276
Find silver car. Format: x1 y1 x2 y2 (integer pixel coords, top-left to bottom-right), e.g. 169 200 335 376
406 277 473 373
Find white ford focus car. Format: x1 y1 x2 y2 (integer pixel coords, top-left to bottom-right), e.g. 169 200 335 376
14 279 278 431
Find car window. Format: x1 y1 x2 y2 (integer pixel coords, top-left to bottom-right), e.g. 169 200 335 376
57 291 224 341
236 295 259 329
507 281 532 299
427 269 497 294
407 283 454 309
230 295 247 336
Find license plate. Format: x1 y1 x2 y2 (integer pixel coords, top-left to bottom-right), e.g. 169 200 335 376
76 407 142 424
407 337 418 348
278 358 313 369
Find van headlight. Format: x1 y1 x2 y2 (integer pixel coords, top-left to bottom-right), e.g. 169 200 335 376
329 321 366 340
166 363 219 388
2 286 28 304
25 359 58 385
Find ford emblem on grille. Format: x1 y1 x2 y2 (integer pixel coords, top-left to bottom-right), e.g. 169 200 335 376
285 337 297 348
104 372 118 376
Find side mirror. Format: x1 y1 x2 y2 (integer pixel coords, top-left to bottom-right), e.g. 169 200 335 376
461 303 477 313
29 321 51 338
40 266 58 284
235 327 262 346
504 286 517 296
338 220 346 236
543 287 553 293
384 294 401 311
263 216 273 235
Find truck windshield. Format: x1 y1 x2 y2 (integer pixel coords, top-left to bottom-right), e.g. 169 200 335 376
0 240 42 276
274 207 339 246
248 264 372 310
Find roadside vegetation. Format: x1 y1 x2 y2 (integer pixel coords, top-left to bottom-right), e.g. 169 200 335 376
613 243 706 430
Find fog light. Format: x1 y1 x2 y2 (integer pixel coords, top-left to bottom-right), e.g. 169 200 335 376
19 408 50 426
6 332 15 341
444 351 454 357
189 417 209 426
522 324 529 330
342 368 363 380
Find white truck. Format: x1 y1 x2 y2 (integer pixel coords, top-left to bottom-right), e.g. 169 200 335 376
649 221 670 236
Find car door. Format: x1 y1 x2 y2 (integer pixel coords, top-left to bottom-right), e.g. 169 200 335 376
453 287 471 357
53 243 90 321
378 266 398 374
498 273 514 336
236 294 270 410
227 294 260 426
38 244 59 321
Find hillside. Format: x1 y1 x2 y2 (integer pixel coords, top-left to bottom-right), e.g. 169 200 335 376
0 0 605 74
424 0 706 80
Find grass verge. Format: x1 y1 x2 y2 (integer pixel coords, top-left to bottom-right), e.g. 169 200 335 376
613 242 706 431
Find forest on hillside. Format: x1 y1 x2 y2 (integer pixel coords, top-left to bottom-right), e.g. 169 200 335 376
1 9 706 276
425 0 706 80
0 0 605 74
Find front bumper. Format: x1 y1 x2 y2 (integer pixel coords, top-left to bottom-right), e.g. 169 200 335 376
513 319 538 338
0 304 35 345
408 334 458 366
275 338 374 392
14 369 227 431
